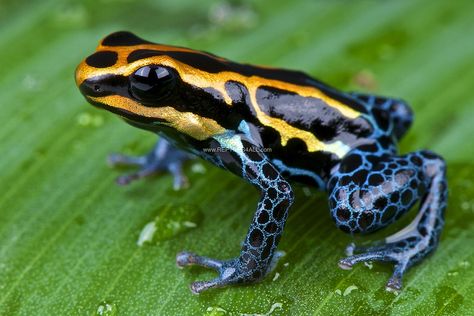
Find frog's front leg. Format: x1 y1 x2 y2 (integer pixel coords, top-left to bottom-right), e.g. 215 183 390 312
177 134 294 294
328 148 447 291
108 137 192 189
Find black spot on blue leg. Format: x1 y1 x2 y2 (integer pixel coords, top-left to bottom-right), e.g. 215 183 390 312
340 154 362 173
358 210 375 230
249 229 264 248
368 173 385 186
336 207 351 222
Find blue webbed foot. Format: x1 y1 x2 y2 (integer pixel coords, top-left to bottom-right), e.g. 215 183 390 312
108 138 192 189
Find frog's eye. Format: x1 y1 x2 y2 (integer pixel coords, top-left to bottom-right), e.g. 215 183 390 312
129 65 175 103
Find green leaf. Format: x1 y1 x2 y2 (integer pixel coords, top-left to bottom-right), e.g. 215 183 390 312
1 0 473 315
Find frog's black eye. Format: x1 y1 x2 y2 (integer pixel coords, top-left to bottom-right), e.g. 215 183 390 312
129 65 175 103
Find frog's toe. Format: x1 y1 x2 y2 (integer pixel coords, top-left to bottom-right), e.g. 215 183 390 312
108 152 160 185
116 173 139 185
386 262 407 292
176 251 224 270
112 159 189 188
107 153 147 167
168 163 189 190
338 250 391 270
176 251 248 294
114 163 163 186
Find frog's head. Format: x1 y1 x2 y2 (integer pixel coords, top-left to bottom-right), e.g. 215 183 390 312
75 31 227 140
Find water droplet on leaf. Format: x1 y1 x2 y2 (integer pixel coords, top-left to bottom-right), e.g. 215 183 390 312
96 301 116 316
137 203 202 245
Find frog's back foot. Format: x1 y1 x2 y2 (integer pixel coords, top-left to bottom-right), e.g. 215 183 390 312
108 137 192 189
349 92 413 140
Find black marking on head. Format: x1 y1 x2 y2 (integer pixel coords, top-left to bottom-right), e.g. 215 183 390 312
102 31 152 46
128 49 162 63
85 51 118 68
127 49 226 69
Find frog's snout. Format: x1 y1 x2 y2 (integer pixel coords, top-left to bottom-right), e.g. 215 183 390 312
77 76 104 97
77 74 128 99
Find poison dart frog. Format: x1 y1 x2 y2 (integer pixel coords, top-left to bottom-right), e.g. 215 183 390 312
75 31 447 294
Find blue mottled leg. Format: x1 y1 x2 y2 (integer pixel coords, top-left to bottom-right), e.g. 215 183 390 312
177 137 293 293
108 137 192 189
328 149 447 291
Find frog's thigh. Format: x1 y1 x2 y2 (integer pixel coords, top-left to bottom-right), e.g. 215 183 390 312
327 149 424 233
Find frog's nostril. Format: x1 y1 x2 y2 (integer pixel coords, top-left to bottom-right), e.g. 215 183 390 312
78 79 104 97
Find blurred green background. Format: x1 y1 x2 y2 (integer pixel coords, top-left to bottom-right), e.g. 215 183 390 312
1 0 473 315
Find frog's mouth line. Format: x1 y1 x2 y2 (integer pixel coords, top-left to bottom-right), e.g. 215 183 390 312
85 96 166 124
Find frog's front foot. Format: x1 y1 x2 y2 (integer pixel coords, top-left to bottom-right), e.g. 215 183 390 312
108 138 192 189
176 252 254 294
339 233 437 292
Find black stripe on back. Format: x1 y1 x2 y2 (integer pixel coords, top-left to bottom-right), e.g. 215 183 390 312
256 86 372 142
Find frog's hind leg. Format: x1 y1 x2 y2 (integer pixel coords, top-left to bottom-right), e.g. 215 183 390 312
328 149 447 291
108 137 192 189
350 92 413 140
